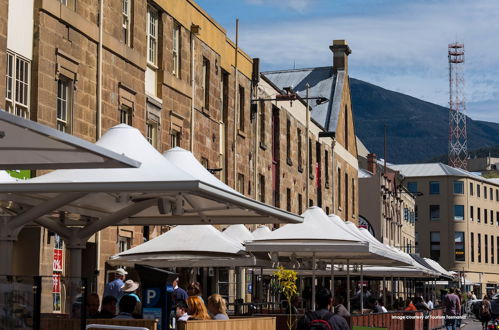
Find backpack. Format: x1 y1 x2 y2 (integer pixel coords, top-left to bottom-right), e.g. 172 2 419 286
304 311 335 330
481 302 490 317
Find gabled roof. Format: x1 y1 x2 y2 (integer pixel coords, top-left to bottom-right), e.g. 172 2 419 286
391 162 497 186
262 66 345 132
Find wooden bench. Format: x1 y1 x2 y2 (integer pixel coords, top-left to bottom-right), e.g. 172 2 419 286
40 318 158 330
177 317 276 330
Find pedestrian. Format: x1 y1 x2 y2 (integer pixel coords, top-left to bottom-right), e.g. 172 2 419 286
86 293 100 318
404 298 417 311
98 296 117 318
480 296 492 330
172 277 188 306
443 288 461 330
120 280 142 317
114 295 136 319
415 296 430 311
187 282 203 302
370 297 384 313
378 299 388 313
175 300 190 322
332 295 350 318
186 296 210 320
296 288 350 330
103 268 127 299
426 296 434 310
207 294 229 320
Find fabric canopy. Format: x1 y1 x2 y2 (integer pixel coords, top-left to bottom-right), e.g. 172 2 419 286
246 207 410 266
222 224 254 244
0 125 302 246
423 257 456 278
0 109 140 170
109 225 269 268
252 225 272 239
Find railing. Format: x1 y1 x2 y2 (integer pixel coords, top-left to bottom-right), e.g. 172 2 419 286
39 318 158 330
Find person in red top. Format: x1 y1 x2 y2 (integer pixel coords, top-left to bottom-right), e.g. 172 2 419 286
404 298 417 311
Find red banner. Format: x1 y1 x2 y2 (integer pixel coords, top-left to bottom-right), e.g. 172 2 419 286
52 273 61 293
53 249 63 272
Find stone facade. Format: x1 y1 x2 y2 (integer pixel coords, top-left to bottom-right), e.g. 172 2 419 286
0 0 7 110
4 0 359 303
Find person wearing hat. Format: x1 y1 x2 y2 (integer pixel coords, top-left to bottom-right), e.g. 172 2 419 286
103 268 127 299
120 279 142 317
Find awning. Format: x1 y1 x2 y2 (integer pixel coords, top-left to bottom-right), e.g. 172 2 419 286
0 109 140 169
109 225 270 268
222 224 255 244
252 225 272 239
246 207 410 266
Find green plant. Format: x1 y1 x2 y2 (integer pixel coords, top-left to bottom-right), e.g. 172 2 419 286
273 266 298 330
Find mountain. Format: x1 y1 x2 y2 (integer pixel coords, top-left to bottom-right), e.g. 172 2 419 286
427 145 499 163
350 78 499 164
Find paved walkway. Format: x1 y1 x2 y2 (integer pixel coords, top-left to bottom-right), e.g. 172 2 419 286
461 317 484 329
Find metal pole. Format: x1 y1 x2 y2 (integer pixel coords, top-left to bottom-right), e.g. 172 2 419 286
347 259 350 312
383 276 387 307
330 258 335 298
404 278 407 299
391 275 394 308
312 253 316 310
360 264 364 312
305 84 310 203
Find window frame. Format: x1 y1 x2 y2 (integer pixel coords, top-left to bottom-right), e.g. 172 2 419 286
453 204 464 221
430 231 441 261
407 182 418 194
429 204 440 221
56 76 73 133
429 181 440 195
122 0 132 46
455 231 465 262
6 51 31 119
453 181 464 194
172 22 181 77
147 5 159 66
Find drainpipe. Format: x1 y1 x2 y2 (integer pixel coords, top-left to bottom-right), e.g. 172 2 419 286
233 19 239 187
95 0 104 293
190 28 195 152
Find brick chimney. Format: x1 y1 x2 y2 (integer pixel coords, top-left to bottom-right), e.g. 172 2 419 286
330 40 351 73
367 153 377 175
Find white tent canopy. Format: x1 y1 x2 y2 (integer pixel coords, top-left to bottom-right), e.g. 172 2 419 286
252 225 272 239
109 225 264 268
0 109 140 170
222 224 254 244
423 258 456 278
0 125 301 276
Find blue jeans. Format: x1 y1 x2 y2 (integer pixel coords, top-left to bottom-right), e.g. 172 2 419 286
445 317 456 330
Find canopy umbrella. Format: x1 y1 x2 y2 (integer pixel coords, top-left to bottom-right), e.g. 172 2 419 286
423 257 456 279
246 207 411 310
0 109 140 170
0 125 301 276
252 225 272 239
109 225 267 268
222 224 254 244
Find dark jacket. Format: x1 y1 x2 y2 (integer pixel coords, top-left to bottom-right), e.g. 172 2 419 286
297 308 350 330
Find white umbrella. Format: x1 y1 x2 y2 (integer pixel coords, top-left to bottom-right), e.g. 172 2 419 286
252 225 272 239
222 224 255 244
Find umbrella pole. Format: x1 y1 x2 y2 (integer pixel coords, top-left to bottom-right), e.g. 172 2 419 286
300 275 304 309
390 275 394 308
216 268 220 294
312 253 316 310
360 264 364 312
330 258 335 299
403 277 407 299
347 259 350 313
383 276 386 307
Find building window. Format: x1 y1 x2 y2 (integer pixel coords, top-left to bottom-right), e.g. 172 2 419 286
146 121 158 148
309 138 313 177
58 0 76 10
484 186 487 199
297 128 302 170
172 23 181 77
407 182 418 193
170 129 181 148
490 187 493 200
344 105 348 150
455 232 465 262
298 194 303 214
492 237 495 264
286 118 291 164
404 208 409 221
430 205 440 220
118 235 131 253
259 101 266 145
429 181 440 195
454 205 464 221
415 232 419 253
470 182 474 196
122 0 132 46
453 181 464 194
478 207 481 223
496 189 499 201
485 208 488 224
491 210 494 226
202 58 210 110
200 157 208 169
119 104 133 125
415 205 418 221
497 237 499 264
147 6 158 65
286 188 291 212
471 233 475 262
6 52 30 119
430 232 440 261
345 173 349 220
485 235 489 263
56 77 72 132
239 85 245 131
309 199 313 207
470 206 474 221
237 173 244 194
258 174 265 203
337 168 341 210
325 150 329 187
477 184 481 197
478 234 482 263
497 212 499 226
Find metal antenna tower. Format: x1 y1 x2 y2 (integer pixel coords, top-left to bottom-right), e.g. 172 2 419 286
448 42 468 169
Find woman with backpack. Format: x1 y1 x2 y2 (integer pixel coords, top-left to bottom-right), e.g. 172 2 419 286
480 296 492 329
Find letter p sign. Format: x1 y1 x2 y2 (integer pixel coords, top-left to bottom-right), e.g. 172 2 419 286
144 288 160 307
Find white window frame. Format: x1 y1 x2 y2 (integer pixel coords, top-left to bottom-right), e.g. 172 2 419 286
6 51 30 119
122 0 132 46
146 120 158 148
58 0 76 10
171 129 181 148
119 104 133 125
147 6 158 66
56 77 72 133
172 22 180 77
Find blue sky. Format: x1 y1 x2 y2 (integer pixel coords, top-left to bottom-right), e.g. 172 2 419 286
196 0 499 123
